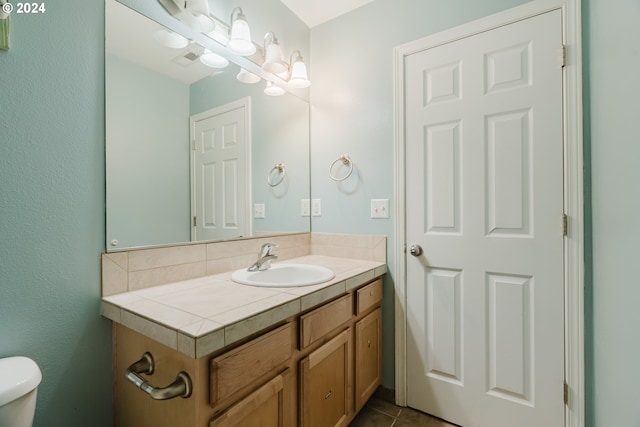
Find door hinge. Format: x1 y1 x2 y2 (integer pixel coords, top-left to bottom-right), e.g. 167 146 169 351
193 216 197 227
191 139 196 150
562 213 568 236
563 381 569 405
559 45 567 67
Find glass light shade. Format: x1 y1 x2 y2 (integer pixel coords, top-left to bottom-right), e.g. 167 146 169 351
262 43 287 74
200 50 229 68
289 59 310 88
183 0 215 33
237 68 261 84
228 15 256 56
264 81 285 96
153 29 189 49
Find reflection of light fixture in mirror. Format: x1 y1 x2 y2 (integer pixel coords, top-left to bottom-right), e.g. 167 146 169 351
182 0 215 33
264 81 285 97
227 7 256 56
153 28 189 49
288 50 311 88
237 68 261 84
262 32 287 74
200 49 229 68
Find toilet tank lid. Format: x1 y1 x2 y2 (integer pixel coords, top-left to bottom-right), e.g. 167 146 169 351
0 357 42 406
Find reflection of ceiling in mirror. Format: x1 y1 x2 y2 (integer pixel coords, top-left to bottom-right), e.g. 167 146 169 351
106 0 220 84
278 0 375 28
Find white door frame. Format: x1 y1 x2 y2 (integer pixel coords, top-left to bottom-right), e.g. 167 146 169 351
392 1 584 426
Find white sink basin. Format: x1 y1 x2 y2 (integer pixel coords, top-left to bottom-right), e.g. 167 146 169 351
231 263 335 287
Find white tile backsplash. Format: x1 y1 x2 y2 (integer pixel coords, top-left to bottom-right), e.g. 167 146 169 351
102 232 386 298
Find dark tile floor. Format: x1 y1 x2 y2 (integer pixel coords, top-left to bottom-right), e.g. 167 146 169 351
349 392 458 427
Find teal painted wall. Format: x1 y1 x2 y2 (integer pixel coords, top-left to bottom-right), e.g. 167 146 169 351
587 0 640 425
106 54 191 249
309 0 531 389
0 2 112 427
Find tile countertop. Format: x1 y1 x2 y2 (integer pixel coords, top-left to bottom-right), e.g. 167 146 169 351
101 255 387 359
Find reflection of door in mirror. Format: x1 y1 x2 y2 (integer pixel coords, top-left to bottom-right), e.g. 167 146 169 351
191 98 251 241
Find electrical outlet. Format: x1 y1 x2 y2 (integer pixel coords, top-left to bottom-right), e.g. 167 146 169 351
312 199 322 217
371 199 389 218
254 203 265 219
301 199 310 216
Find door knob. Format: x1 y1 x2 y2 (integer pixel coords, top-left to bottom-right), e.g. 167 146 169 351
409 244 423 257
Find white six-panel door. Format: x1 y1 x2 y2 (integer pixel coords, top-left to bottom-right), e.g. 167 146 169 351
191 100 250 241
405 10 565 427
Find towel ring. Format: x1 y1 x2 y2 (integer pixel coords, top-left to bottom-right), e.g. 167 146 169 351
267 163 286 187
329 154 353 182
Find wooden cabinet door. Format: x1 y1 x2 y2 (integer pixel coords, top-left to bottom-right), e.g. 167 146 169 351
209 370 289 427
299 329 352 427
355 308 382 411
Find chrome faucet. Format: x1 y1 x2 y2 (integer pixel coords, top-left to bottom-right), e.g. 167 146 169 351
247 243 278 271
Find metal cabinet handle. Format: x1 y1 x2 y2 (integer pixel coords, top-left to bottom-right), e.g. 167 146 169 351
409 244 423 257
125 352 192 400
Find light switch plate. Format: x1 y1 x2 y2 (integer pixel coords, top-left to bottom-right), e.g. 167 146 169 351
301 199 310 216
371 199 389 218
312 199 321 217
254 203 265 219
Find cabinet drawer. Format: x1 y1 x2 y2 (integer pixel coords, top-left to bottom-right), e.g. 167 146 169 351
210 323 293 406
300 294 352 349
356 279 382 315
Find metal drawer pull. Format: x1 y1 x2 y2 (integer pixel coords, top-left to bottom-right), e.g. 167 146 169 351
325 390 332 400
125 352 192 400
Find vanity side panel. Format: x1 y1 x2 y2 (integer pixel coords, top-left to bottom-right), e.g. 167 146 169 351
114 324 210 427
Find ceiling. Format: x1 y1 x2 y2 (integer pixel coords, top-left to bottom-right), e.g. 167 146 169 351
278 0 374 28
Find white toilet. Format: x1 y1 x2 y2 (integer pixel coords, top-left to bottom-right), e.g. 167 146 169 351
0 357 42 427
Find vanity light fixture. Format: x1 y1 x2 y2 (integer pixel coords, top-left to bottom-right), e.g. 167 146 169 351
264 81 286 97
153 28 189 49
182 0 215 33
288 50 311 88
262 32 287 74
200 49 229 68
237 68 261 84
227 7 256 56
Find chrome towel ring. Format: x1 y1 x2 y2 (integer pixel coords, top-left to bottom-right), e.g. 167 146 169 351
329 154 353 182
267 163 286 187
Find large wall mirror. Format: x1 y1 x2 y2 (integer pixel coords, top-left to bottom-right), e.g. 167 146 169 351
105 0 311 251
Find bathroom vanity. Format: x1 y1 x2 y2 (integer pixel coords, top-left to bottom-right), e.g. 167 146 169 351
101 233 387 427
